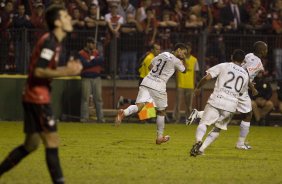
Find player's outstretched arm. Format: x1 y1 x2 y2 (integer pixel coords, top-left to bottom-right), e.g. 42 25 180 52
194 73 212 95
34 60 82 78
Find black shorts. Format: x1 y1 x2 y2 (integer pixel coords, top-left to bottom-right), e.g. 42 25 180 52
278 81 282 101
23 102 57 133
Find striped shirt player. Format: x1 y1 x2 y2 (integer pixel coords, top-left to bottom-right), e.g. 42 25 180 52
0 6 82 183
115 43 188 145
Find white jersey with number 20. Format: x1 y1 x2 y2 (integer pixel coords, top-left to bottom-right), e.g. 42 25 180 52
141 52 185 93
207 62 249 112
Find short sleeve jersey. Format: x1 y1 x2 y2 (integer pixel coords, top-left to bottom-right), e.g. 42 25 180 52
207 62 249 112
242 53 264 82
22 33 62 104
141 52 185 92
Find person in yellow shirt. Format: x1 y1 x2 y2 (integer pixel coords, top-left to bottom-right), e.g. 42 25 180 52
138 43 161 84
173 42 199 123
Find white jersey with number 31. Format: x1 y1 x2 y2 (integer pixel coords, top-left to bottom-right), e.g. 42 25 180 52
207 62 249 112
141 52 185 92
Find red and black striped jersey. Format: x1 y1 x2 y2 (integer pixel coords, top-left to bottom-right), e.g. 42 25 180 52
22 32 62 104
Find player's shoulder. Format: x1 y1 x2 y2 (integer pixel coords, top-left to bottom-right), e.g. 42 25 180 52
245 53 261 62
157 52 174 61
230 62 249 76
160 52 172 57
220 62 247 73
214 62 229 68
38 32 56 48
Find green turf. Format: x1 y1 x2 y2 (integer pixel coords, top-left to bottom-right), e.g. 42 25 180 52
0 122 281 184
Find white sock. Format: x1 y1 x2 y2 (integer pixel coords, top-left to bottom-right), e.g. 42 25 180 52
237 121 250 145
196 123 207 142
199 129 220 152
198 111 204 119
156 115 165 137
123 105 138 116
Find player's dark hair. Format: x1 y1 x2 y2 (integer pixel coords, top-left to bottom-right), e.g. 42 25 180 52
173 43 188 51
253 41 267 53
45 5 65 31
232 49 245 62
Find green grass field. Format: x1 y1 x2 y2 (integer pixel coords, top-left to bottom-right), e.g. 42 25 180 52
0 122 281 184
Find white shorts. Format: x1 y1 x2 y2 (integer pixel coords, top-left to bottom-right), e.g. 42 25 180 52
136 86 167 110
236 92 252 113
200 104 234 130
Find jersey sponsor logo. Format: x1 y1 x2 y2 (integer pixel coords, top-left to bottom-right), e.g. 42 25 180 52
247 63 262 72
218 88 240 98
40 48 54 61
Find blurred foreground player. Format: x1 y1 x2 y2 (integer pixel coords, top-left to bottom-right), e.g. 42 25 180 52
0 5 82 184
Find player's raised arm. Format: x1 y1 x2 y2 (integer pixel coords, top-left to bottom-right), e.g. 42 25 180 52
34 59 82 78
194 73 212 95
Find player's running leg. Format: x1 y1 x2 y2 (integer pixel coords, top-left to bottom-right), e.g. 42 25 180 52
115 103 144 126
236 112 252 149
155 109 170 144
40 132 64 184
0 133 40 176
190 123 207 156
198 127 221 155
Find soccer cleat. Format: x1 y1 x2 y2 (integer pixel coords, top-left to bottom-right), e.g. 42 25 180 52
116 96 124 109
235 143 252 150
156 135 170 145
186 109 198 125
190 141 203 157
115 109 125 126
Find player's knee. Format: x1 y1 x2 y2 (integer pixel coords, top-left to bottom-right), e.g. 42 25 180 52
24 141 40 152
265 100 274 109
156 109 166 116
41 132 60 148
24 134 41 152
243 111 252 120
44 138 59 148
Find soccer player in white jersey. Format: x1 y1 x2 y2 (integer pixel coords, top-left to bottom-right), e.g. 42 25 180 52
189 49 249 156
115 43 188 144
235 41 267 149
186 41 268 150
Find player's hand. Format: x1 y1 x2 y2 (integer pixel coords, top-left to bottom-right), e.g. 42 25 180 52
251 88 258 96
66 60 82 75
